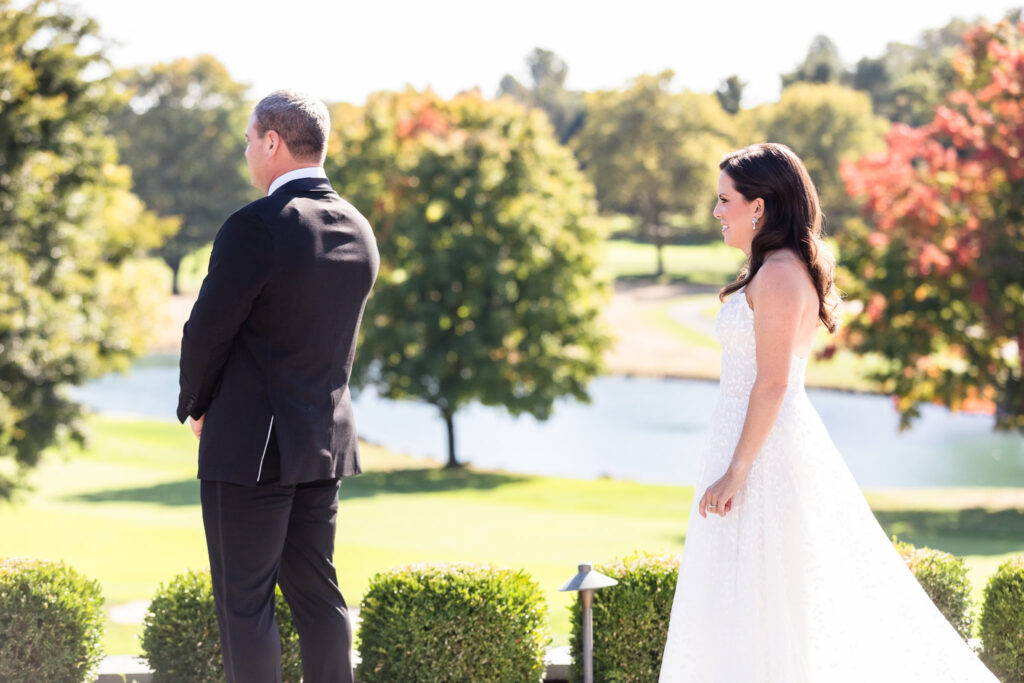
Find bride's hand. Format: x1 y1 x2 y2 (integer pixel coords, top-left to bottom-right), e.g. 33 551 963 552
699 466 748 518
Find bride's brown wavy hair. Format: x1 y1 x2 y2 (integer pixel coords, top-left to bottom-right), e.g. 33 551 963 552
718 143 840 333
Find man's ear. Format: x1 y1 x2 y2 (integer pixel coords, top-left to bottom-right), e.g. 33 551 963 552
265 130 281 157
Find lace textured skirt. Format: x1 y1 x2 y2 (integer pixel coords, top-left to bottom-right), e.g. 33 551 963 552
658 390 998 682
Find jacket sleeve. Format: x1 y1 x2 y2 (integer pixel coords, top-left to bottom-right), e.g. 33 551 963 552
176 210 273 423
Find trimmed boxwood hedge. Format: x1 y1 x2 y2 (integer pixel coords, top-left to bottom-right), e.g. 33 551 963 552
569 551 678 683
980 555 1024 682
0 557 105 683
141 568 302 683
893 538 974 640
357 562 550 682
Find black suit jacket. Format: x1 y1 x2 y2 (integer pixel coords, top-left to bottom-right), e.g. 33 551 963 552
177 176 379 485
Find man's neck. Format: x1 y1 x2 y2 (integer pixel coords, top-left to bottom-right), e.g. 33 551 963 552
267 166 327 196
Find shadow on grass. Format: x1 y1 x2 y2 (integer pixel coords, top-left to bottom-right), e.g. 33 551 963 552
65 479 200 506
615 274 725 290
62 468 528 506
874 507 1024 556
341 467 529 501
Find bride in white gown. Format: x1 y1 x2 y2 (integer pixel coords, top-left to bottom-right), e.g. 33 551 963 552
659 143 998 682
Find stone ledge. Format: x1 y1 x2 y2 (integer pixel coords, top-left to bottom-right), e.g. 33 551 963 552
94 655 150 683
94 647 572 682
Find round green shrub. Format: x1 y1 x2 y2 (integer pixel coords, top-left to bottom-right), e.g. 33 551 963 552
893 538 974 640
141 568 302 683
0 557 105 683
980 555 1024 682
357 562 550 682
569 551 678 683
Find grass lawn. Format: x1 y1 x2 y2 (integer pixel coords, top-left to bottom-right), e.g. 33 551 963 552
9 418 1019 657
0 417 691 655
599 240 745 285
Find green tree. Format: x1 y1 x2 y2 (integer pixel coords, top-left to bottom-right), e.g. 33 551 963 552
111 55 252 294
741 83 888 230
0 0 175 499
575 72 735 276
498 47 586 144
716 75 745 114
839 18 1024 431
851 17 970 125
781 35 847 88
325 89 610 467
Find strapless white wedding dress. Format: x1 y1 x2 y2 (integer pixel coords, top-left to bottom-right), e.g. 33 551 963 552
659 290 998 682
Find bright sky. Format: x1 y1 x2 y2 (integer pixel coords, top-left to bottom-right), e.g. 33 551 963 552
73 0 1022 106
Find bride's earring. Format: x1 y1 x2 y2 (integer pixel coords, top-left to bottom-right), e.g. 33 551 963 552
752 216 758 231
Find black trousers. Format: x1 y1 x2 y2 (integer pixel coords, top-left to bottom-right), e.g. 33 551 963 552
200 473 353 683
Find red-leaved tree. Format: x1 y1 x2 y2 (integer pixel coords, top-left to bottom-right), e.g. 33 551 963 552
839 19 1024 431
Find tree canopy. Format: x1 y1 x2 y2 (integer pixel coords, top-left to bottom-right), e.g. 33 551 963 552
716 75 745 115
740 83 888 231
110 55 252 293
498 47 587 144
575 72 735 275
839 18 1024 432
0 0 174 499
781 35 847 88
325 89 610 466
851 17 971 125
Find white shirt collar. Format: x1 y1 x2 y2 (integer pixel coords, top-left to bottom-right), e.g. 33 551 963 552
267 166 328 196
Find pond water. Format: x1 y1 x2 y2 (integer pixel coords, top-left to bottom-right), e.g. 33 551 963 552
71 357 1024 489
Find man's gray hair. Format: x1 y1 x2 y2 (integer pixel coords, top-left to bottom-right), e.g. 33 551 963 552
252 90 330 163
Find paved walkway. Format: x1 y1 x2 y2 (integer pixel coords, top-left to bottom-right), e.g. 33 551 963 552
601 281 722 379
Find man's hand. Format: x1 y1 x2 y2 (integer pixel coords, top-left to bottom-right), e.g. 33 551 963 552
189 414 205 441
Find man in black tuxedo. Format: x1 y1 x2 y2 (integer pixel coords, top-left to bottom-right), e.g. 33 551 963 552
177 90 378 683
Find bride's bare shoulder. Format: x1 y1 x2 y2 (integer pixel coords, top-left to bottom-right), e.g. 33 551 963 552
748 251 815 306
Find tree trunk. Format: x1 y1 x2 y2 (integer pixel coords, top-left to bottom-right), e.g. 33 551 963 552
167 257 183 296
443 410 460 468
643 210 666 279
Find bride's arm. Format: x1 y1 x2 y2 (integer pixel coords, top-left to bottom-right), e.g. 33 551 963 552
698 259 809 518
731 260 808 473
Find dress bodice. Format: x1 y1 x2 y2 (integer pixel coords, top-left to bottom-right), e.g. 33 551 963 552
714 289 808 401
